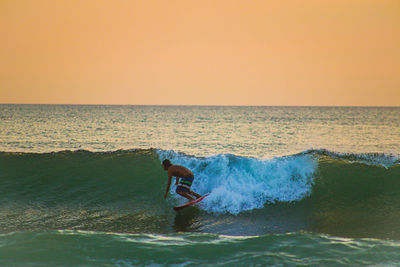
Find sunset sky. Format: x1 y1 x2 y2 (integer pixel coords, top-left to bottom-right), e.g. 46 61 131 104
0 0 399 106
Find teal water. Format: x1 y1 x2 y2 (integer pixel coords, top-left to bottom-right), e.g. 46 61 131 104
0 104 399 265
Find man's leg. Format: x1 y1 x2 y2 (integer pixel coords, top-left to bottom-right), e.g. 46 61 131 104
189 190 202 199
177 190 195 201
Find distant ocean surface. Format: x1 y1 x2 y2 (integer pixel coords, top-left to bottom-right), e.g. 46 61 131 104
0 104 399 266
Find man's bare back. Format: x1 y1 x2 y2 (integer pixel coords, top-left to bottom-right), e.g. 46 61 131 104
167 165 193 179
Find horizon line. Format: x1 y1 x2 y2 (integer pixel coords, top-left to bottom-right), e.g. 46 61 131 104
0 103 399 108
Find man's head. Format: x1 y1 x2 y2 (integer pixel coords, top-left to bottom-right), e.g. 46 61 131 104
162 159 172 170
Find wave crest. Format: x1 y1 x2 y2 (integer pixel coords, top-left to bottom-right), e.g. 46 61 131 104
157 150 317 214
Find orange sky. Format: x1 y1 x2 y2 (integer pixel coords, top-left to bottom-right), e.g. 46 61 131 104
0 0 399 106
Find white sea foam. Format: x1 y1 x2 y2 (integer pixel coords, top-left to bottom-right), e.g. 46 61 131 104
157 150 317 214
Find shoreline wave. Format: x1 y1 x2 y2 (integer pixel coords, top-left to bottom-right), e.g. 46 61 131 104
1 230 400 266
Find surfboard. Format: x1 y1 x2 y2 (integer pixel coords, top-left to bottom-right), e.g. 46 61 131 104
173 194 209 211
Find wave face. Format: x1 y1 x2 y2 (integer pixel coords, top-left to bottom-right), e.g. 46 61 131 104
0 149 399 239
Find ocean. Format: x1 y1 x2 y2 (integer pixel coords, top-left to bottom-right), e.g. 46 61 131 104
0 104 399 266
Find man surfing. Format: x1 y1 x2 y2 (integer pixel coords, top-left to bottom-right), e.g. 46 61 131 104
162 159 202 202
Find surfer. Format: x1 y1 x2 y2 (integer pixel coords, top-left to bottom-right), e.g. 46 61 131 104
162 159 202 202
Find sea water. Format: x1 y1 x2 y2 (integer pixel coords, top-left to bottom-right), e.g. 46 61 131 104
0 104 399 265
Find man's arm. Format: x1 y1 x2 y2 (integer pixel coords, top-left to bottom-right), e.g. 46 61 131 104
164 175 172 199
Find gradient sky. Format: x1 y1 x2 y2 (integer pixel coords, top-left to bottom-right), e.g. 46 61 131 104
1 0 399 106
